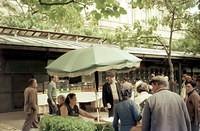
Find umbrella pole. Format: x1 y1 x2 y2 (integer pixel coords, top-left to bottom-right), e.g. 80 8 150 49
95 71 100 122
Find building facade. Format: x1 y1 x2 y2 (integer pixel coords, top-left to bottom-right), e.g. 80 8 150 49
0 26 200 112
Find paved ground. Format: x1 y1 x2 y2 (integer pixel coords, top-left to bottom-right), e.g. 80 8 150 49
0 111 109 131
0 111 39 131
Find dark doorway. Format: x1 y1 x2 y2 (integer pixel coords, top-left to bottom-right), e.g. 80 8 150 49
11 74 33 110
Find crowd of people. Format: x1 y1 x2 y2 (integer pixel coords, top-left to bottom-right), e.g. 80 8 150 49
102 72 200 131
21 72 200 131
21 76 98 131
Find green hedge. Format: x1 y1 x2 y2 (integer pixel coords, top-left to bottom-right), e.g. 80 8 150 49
95 122 114 131
39 115 114 131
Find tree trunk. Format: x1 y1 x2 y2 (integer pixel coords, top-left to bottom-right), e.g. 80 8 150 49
168 9 176 91
168 54 175 91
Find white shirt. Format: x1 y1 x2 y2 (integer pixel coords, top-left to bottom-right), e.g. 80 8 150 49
110 82 119 101
135 91 152 111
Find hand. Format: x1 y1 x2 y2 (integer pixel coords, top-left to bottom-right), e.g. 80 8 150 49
94 116 102 121
52 101 57 106
104 107 108 112
107 103 111 109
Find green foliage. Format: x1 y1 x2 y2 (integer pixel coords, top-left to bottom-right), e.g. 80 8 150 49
40 115 113 131
104 16 159 49
175 13 200 54
91 0 127 20
0 0 84 31
130 0 197 82
40 115 96 131
95 122 114 131
0 0 126 32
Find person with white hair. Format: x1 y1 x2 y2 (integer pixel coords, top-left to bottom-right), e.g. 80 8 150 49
135 82 152 112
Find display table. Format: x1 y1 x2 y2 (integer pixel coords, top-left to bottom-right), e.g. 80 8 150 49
37 92 102 114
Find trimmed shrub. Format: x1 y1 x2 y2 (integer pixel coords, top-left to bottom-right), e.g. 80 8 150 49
95 122 114 131
39 115 96 131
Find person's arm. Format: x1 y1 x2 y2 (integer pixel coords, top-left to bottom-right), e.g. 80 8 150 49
182 100 192 131
60 106 68 117
29 89 37 111
102 84 107 108
47 84 54 103
180 87 186 100
79 108 97 120
116 82 122 101
142 101 151 131
191 94 200 124
112 106 119 131
132 102 142 122
47 84 52 100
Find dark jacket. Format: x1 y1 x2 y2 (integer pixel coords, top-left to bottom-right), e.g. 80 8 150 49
102 82 122 108
186 89 200 126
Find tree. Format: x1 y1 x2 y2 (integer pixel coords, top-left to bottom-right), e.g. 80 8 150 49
105 17 159 49
0 0 126 33
175 13 200 54
130 0 196 91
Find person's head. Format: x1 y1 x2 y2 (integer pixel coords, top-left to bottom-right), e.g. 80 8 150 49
185 75 192 82
137 82 148 93
121 89 131 100
185 80 196 94
57 95 65 105
122 77 129 83
192 75 197 81
106 71 115 84
65 93 77 106
149 76 168 93
150 73 155 79
182 74 187 81
135 80 143 89
27 78 37 88
50 75 59 83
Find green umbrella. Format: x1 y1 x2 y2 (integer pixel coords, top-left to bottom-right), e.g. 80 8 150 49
46 46 141 77
46 46 141 121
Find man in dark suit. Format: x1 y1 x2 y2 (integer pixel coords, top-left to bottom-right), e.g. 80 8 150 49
102 71 122 117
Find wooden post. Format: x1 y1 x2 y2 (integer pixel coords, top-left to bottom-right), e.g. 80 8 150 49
178 63 182 94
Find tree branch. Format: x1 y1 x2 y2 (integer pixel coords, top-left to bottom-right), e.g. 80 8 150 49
173 28 200 38
154 37 170 55
168 8 175 55
32 10 39 15
173 28 192 32
139 36 170 55
174 17 187 20
15 0 25 15
164 0 174 13
38 0 75 6
73 1 86 7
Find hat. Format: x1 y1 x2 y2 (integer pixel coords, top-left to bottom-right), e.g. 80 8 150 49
149 75 168 85
135 80 143 89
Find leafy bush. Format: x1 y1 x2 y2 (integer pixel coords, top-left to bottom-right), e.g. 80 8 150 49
39 115 96 131
95 122 114 131
40 115 114 131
